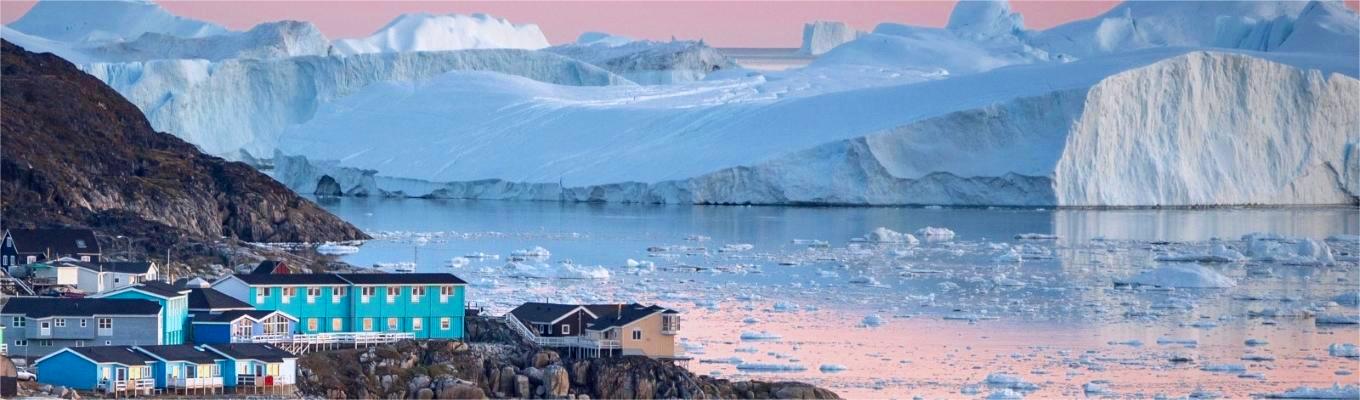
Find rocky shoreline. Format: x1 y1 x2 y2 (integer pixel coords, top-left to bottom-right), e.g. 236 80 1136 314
296 317 839 399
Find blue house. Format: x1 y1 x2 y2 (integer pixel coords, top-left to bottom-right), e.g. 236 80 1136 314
190 310 297 344
202 343 297 390
135 345 226 394
34 345 155 395
96 281 189 344
211 273 467 339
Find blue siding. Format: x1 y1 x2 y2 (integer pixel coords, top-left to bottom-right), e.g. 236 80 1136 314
36 351 98 390
191 323 232 344
218 360 236 388
152 361 167 388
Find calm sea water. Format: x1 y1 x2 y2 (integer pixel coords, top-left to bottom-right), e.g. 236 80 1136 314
313 197 1360 398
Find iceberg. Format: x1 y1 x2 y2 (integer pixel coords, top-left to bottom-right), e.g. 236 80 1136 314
546 35 735 84
331 13 549 55
9 0 228 43
800 21 863 55
1115 264 1236 288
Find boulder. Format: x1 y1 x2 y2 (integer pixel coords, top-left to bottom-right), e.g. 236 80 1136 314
436 383 486 399
515 375 531 398
417 388 435 400
533 350 562 368
545 364 570 397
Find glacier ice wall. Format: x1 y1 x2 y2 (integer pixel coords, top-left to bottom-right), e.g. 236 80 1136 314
273 52 1359 207
82 49 629 157
332 13 550 55
1053 51 1359 206
800 21 863 56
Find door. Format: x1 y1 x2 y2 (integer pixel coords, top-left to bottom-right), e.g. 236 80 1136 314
39 321 50 336
115 367 127 381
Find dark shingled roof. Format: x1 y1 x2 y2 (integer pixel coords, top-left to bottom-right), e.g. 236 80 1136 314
233 273 349 286
67 346 157 365
250 260 286 275
204 343 295 362
338 273 467 285
60 261 153 275
187 287 252 310
192 310 292 323
585 304 672 330
135 345 222 364
120 281 187 298
509 303 585 324
1 297 161 318
5 228 99 256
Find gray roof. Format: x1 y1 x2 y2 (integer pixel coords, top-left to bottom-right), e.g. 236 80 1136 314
121 281 187 298
509 303 585 324
1 297 161 318
231 272 466 286
66 346 156 365
192 310 291 323
204 343 295 362
585 304 672 330
5 228 99 256
187 287 252 310
135 345 222 364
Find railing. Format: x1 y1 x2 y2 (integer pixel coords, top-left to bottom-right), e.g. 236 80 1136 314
505 315 621 349
0 343 8 355
97 378 155 394
170 376 224 389
244 331 415 346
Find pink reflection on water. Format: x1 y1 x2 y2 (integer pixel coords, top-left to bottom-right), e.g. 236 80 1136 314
681 303 1360 398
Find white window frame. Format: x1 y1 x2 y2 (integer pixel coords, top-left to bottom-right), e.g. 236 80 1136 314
306 287 320 304
54 318 65 328
80 319 87 327
386 317 398 331
256 287 270 304
25 255 36 264
307 318 318 332
439 286 453 303
331 318 343 331
361 287 374 303
97 318 112 336
411 286 424 303
632 329 642 340
13 340 26 347
362 318 373 332
281 287 295 304
412 318 423 331
562 325 571 335
11 317 24 328
440 317 451 330
386 287 399 304
331 286 345 304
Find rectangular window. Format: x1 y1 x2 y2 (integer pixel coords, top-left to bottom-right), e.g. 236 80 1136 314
37 339 51 347
13 340 25 347
362 318 373 332
281 287 295 304
80 319 86 327
332 287 346 303
412 318 423 331
306 287 320 304
386 287 400 304
361 287 374 303
332 318 343 331
440 317 451 330
97 318 112 336
11 317 23 327
561 325 571 335
307 318 318 332
55 318 65 327
386 317 398 331
257 287 270 304
411 286 425 303
439 286 454 303
76 340 85 347
632 329 642 340
25 255 36 264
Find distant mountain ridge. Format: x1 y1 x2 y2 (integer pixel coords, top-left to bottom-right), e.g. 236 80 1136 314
0 40 367 246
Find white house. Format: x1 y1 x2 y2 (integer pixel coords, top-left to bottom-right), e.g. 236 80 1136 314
30 261 159 294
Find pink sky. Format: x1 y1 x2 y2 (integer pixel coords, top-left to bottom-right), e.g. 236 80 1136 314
2 1 1356 48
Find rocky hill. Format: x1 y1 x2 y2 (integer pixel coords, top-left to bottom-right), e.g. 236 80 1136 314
297 317 839 399
0 40 366 267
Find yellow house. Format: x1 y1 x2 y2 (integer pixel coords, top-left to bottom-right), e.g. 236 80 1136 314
507 303 682 360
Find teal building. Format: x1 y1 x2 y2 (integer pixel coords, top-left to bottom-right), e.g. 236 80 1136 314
210 273 466 339
96 281 190 345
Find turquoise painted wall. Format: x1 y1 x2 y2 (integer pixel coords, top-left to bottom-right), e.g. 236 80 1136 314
36 351 97 390
246 284 465 339
104 291 187 344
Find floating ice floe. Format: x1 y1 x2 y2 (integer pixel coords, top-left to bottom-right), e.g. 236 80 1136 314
448 257 470 268
736 362 806 372
861 227 919 245
849 275 886 287
983 373 1039 391
373 262 415 273
510 246 552 259
625 258 656 269
1083 381 1111 395
916 226 956 240
985 389 1024 400
740 331 783 341
862 314 885 327
792 239 830 248
1258 384 1360 399
741 317 760 325
699 356 742 364
1200 363 1246 373
1115 263 1235 288
502 261 610 280
1156 337 1199 346
1154 243 1246 263
1014 233 1058 240
464 252 499 259
1316 313 1360 325
316 242 360 255
1329 343 1360 358
1335 292 1360 307
685 235 711 242
819 364 848 373
719 243 754 252
771 302 800 312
